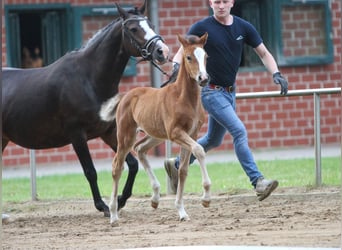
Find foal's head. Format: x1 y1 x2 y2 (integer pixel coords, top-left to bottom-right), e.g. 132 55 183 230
116 1 169 64
179 33 209 87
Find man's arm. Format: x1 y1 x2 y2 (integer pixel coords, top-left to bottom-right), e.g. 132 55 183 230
254 43 288 95
254 43 278 74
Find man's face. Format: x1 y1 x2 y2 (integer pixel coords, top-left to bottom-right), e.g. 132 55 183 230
209 0 234 17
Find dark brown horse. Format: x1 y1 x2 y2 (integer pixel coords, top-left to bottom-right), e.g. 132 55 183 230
2 1 169 217
109 33 211 225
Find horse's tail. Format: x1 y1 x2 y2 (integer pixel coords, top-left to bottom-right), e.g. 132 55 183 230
99 93 125 122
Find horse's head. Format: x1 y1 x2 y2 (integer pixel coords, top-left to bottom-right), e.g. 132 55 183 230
179 33 209 87
116 1 169 65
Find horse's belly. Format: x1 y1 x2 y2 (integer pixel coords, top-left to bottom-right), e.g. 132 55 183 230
3 126 70 149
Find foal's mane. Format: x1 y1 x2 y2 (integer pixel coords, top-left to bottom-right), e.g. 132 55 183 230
185 35 202 45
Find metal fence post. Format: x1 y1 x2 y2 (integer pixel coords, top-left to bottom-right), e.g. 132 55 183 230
29 149 38 201
165 140 173 194
314 93 322 187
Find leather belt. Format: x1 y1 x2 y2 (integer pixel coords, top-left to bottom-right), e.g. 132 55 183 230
209 83 235 93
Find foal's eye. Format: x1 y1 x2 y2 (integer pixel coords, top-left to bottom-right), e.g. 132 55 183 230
186 55 192 61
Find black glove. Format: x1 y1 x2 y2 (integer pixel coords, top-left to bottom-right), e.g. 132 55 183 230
161 62 180 87
273 72 288 95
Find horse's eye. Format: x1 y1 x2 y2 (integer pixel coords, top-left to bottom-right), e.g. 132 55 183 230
130 27 138 33
186 55 192 61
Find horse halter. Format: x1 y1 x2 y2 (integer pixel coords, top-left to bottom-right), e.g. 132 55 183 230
121 16 164 61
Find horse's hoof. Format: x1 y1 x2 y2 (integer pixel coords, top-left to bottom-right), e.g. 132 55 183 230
151 201 159 209
117 195 127 211
201 200 210 208
103 210 110 217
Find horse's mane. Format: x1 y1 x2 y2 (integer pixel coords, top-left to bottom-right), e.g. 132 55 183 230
80 6 143 51
80 19 118 51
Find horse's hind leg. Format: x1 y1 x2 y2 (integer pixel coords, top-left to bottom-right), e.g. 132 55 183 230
71 133 109 217
134 136 163 208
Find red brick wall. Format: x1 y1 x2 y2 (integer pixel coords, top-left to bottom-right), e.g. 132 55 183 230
2 0 341 167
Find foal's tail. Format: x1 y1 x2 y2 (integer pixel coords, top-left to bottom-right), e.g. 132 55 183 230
99 93 125 122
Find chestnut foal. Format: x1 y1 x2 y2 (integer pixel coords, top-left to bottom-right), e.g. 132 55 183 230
109 33 211 226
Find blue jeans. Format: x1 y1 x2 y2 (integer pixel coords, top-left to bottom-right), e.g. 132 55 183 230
174 85 263 187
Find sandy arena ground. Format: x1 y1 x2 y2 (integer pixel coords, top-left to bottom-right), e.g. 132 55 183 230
2 187 341 249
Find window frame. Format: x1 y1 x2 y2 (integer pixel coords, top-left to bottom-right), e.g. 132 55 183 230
230 0 334 71
273 0 334 66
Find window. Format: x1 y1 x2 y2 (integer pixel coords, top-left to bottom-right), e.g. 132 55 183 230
5 4 71 68
230 0 333 69
5 4 136 76
276 0 333 66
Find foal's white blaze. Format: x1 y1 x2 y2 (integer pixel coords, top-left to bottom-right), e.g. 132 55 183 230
194 47 208 81
139 19 169 60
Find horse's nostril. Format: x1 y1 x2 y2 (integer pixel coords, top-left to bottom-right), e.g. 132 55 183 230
157 48 163 55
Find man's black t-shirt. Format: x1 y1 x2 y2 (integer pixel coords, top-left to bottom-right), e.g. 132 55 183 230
188 15 263 86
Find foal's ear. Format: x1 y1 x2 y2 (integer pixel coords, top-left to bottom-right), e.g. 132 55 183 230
116 3 128 19
199 32 208 45
177 34 188 47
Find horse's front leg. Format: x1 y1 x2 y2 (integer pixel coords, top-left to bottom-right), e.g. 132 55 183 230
117 152 139 210
71 134 109 217
176 148 191 221
109 153 125 226
135 136 162 208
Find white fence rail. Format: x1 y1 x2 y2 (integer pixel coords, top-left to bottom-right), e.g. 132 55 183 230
236 88 341 187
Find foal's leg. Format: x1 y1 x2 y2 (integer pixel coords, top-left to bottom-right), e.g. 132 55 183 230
173 133 211 209
101 132 139 210
70 132 109 216
191 142 211 207
176 148 191 221
109 150 127 226
109 126 137 226
134 136 163 208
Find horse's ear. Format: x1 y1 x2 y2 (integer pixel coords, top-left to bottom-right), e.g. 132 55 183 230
115 3 128 19
199 32 208 45
140 0 147 15
177 34 188 47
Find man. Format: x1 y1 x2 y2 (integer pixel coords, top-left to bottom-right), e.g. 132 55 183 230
164 0 288 201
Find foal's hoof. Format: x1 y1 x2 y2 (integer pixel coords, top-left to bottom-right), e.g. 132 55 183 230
201 200 210 208
110 221 120 227
180 215 190 222
151 201 159 209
